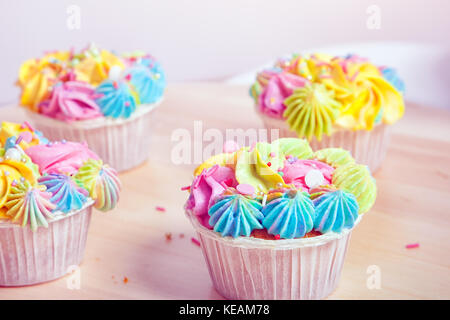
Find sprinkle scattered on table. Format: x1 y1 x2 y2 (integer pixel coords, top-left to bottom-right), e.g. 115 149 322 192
123 277 129 284
191 237 201 247
165 232 172 241
155 206 166 212
405 243 420 249
179 233 185 238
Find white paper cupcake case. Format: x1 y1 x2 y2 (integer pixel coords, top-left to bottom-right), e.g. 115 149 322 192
188 211 361 300
25 100 162 172
256 108 391 173
0 201 94 286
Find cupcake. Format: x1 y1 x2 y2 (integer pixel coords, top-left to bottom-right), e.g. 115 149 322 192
184 138 376 299
250 53 405 172
17 44 166 172
0 121 121 286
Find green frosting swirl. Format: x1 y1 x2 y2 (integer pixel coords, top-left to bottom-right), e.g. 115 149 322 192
283 83 341 141
314 148 355 168
332 163 376 214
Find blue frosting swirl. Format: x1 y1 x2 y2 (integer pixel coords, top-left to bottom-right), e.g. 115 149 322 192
38 174 88 213
208 193 264 238
382 67 405 93
125 59 166 104
262 190 315 239
313 190 359 233
95 80 137 119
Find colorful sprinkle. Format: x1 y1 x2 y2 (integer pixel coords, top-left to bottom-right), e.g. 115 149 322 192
180 186 190 191
123 277 128 284
191 237 201 247
155 206 166 212
165 232 172 241
262 194 268 206
22 121 34 131
405 243 420 249
274 235 281 240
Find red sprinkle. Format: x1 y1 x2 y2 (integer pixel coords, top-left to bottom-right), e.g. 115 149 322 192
224 179 234 187
267 162 272 167
123 277 128 284
165 232 172 241
155 206 166 212
181 186 190 191
405 243 420 249
125 74 132 81
191 237 201 247
113 81 119 89
274 235 281 240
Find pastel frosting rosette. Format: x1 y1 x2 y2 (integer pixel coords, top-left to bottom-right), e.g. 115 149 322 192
0 121 121 231
183 138 377 300
250 53 406 172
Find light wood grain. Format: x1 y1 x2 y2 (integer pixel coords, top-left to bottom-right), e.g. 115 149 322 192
0 83 449 299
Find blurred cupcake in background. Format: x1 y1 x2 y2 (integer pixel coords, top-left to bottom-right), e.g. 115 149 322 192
17 44 166 172
250 53 405 172
0 121 121 286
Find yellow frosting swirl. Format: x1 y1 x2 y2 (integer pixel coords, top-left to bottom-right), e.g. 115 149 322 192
284 84 341 141
235 147 285 193
332 163 376 214
194 151 239 176
18 51 71 110
74 49 125 86
322 59 404 130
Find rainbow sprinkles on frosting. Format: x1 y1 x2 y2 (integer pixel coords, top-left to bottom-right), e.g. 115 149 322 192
184 138 376 239
0 121 121 231
17 44 166 121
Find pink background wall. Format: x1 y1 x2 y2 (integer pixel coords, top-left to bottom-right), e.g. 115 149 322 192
1 0 449 106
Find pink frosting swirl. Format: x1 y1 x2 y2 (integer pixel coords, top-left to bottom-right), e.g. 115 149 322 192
185 165 237 228
258 72 308 118
280 159 334 191
39 81 102 121
25 141 99 175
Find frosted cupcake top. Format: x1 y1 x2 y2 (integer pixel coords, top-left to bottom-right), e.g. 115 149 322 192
0 121 121 231
184 138 376 239
17 44 166 122
250 53 405 140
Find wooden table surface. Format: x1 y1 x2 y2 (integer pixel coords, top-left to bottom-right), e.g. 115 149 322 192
0 83 449 300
